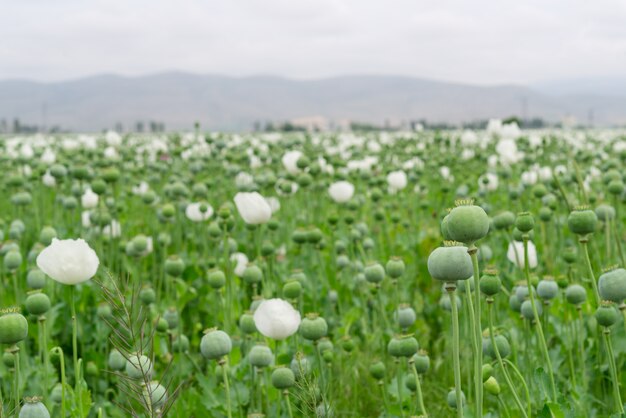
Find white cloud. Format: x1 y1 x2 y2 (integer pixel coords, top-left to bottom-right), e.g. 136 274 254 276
2 0 626 84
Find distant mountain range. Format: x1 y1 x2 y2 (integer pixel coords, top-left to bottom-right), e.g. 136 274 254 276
1 72 625 131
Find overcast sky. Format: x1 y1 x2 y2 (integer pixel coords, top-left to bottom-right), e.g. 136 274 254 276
3 0 626 85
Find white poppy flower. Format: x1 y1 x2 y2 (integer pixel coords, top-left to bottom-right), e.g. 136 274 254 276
387 171 407 191
185 202 214 222
507 240 538 269
328 181 355 203
81 188 99 209
282 150 302 175
253 298 301 340
234 192 272 225
36 238 100 285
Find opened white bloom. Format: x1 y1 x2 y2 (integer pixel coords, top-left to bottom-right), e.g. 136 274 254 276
478 173 499 192
36 238 100 285
328 181 355 203
387 171 408 191
102 220 122 238
41 148 56 164
231 252 249 277
265 197 281 214
507 240 538 269
234 192 272 225
132 181 150 196
81 188 99 209
282 150 302 175
81 211 92 228
235 172 254 188
521 170 538 186
185 202 214 222
42 171 56 187
253 298 301 340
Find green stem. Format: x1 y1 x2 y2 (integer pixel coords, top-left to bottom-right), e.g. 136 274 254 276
53 347 66 418
448 284 463 418
487 301 528 418
580 239 601 307
70 286 84 417
284 391 294 418
503 359 532 416
602 329 624 414
221 358 233 418
469 246 483 418
12 346 20 416
396 361 404 418
523 236 557 402
410 361 427 416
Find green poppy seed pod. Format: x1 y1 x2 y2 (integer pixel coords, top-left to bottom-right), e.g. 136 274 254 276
446 203 490 244
538 207 552 222
172 335 190 352
291 355 311 379
144 381 168 409
439 293 462 311
405 373 417 391
362 237 375 250
317 338 334 354
537 278 559 301
598 268 626 303
567 208 597 236
125 354 153 379
299 314 328 341
608 180 625 195
515 212 534 233
387 335 419 357
509 294 522 312
307 228 323 244
369 361 386 380
4 250 23 271
521 300 541 320
239 313 257 334
50 384 63 404
108 349 126 371
200 329 232 360
595 204 615 222
86 361 99 377
207 269 226 289
0 312 28 345
336 255 350 269
156 318 169 333
515 284 535 301
385 257 405 279
532 183 548 198
482 363 493 382
133 235 149 253
25 292 51 316
161 203 176 218
163 308 179 329
207 222 222 238
341 336 355 353
447 389 466 410
91 179 107 195
364 263 385 284
292 229 308 245
595 303 619 327
19 397 51 418
3 351 15 368
12 192 33 206
562 248 577 264
243 264 263 285
267 219 280 231
157 232 172 246
139 286 156 305
427 245 473 282
39 227 57 246
142 191 157 205
164 256 185 277
407 352 427 376
480 269 501 296
248 344 273 368
261 241 275 257
482 334 511 359
493 211 515 230
272 367 296 389
565 284 587 305
484 376 501 396
27 269 46 289
441 214 452 240
282 280 302 299
478 244 493 262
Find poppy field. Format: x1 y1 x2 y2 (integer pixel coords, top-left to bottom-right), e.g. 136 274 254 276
0 122 626 417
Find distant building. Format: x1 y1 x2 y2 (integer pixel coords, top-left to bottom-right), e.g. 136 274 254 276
289 116 329 132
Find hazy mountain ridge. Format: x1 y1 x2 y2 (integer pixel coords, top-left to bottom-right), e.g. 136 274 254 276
1 72 625 131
